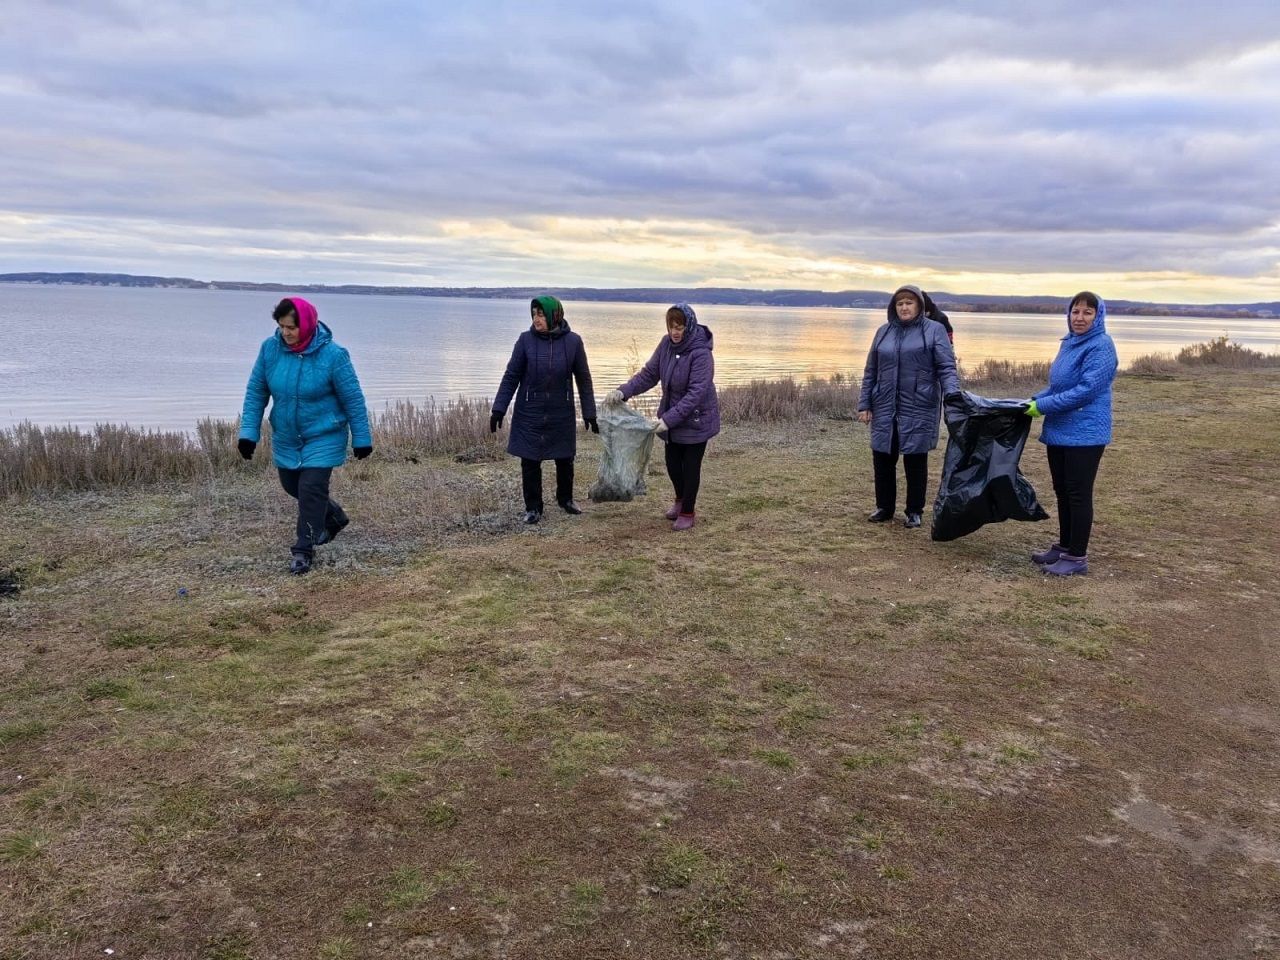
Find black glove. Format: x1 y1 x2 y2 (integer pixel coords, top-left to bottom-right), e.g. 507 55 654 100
584 416 599 434
237 438 256 461
490 412 504 433
944 391 963 404
353 446 373 460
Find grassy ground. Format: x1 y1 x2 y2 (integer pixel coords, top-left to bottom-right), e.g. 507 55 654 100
2 369 1278 960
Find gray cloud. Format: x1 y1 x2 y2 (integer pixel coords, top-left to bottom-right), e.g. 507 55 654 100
2 1 1279 296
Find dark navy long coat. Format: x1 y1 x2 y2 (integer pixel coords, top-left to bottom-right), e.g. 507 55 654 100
493 322 597 461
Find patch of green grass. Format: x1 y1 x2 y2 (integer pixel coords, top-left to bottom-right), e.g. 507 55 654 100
997 742 1040 765
859 831 886 852
759 676 810 699
104 630 167 650
1 830 50 863
340 903 372 926
648 843 708 889
318 937 357 959
887 714 925 740
424 801 459 829
549 730 626 782
878 863 911 882
385 867 434 910
753 748 796 770
17 777 99 817
707 773 742 791
202 932 254 960
841 751 892 771
83 677 133 700
565 879 605 927
777 700 833 737
0 719 48 746
593 557 654 593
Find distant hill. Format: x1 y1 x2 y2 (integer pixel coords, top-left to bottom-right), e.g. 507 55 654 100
2 272 1277 319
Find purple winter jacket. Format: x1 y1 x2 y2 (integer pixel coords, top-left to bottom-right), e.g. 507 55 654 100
618 303 721 445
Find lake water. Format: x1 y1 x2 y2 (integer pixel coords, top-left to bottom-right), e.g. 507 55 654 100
2 284 1277 432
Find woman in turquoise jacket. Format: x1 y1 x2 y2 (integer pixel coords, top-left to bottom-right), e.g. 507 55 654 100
1025 291 1119 577
238 297 373 575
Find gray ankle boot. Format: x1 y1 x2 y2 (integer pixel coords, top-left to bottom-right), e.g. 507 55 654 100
1044 553 1088 576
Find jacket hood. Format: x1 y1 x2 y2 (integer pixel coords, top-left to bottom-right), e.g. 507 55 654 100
1064 293 1108 342
887 285 927 327
531 295 566 331
669 302 713 352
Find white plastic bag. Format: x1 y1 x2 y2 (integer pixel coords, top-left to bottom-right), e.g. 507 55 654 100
588 402 657 502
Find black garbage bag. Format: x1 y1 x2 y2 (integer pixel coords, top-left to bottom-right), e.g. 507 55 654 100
931 391 1049 542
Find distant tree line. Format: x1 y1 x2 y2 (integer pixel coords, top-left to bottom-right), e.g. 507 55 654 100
1 272 1276 319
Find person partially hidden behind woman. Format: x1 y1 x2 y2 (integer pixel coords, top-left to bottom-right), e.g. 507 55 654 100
607 303 720 531
857 285 960 528
238 297 372 575
491 296 597 524
1025 291 1119 576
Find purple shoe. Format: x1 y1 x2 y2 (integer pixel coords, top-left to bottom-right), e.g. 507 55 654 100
672 512 696 531
664 500 683 521
1044 553 1088 577
1032 543 1065 565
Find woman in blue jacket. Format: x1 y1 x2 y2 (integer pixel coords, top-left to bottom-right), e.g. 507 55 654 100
1025 291 1119 577
857 285 960 528
490 296 597 524
238 297 373 575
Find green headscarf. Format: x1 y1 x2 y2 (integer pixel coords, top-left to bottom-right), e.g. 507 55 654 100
531 296 565 329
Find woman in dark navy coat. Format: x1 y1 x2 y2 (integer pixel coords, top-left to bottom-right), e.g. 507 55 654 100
490 296 597 524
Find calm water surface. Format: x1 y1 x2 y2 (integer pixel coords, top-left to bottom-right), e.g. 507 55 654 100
2 284 1277 432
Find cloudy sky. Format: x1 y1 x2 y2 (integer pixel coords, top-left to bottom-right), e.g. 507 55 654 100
3 0 1279 301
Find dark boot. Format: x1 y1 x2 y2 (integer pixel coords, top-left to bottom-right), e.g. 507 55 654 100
867 508 894 523
289 552 312 576
1031 543 1065 565
1044 553 1088 576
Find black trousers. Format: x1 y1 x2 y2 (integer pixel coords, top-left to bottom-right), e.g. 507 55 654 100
871 425 928 514
278 467 346 557
1045 444 1105 556
521 457 573 512
664 440 708 514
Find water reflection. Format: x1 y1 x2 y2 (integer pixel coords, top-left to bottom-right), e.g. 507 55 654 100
1 284 1276 432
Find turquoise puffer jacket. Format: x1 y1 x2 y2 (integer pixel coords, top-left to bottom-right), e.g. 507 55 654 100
239 321 372 468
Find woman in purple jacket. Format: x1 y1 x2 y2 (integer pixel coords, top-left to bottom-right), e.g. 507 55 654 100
607 303 720 531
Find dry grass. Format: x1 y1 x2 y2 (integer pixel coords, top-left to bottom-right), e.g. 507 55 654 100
1125 351 1182 376
1175 334 1280 368
4 338 1273 498
2 370 1279 958
0 398 504 498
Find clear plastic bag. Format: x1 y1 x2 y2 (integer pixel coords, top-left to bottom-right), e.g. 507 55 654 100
588 402 657 502
931 391 1049 541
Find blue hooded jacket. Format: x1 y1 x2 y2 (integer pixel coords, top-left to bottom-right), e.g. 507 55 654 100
1034 297 1119 446
239 319 373 469
619 303 721 445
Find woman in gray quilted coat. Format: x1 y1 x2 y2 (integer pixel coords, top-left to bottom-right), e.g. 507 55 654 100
857 285 960 528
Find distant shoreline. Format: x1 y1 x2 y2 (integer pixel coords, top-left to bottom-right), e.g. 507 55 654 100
2 272 1278 319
